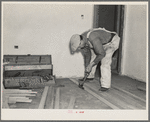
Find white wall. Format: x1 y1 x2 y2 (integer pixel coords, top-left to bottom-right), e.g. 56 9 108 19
2 3 94 77
121 5 147 82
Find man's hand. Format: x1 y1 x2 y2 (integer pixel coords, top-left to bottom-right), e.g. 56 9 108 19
85 62 95 73
86 64 92 73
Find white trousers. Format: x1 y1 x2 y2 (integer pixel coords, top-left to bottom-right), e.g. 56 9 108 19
88 34 120 88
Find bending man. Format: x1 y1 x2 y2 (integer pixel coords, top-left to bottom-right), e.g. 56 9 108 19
70 27 120 91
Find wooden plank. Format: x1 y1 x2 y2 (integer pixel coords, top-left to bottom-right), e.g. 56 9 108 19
38 86 49 109
6 94 36 97
45 86 54 109
54 88 60 109
84 80 145 109
2 95 9 108
112 85 146 102
2 84 9 108
83 81 138 109
111 88 146 109
5 64 52 71
4 89 32 92
69 78 119 109
45 86 53 109
49 87 55 109
9 97 29 101
8 99 32 104
67 96 76 109
84 83 134 109
5 91 37 94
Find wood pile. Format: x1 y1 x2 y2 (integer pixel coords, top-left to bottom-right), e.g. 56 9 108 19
2 85 37 108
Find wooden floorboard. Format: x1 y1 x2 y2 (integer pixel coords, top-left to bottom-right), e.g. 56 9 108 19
45 86 53 109
69 78 119 109
54 88 60 109
84 81 136 109
67 96 76 109
38 86 49 109
111 88 146 109
49 87 55 109
73 78 146 109
112 85 146 102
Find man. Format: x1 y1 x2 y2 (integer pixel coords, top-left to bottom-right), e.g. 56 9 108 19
70 27 120 91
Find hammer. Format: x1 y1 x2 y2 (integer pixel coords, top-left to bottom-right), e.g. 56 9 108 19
78 72 89 90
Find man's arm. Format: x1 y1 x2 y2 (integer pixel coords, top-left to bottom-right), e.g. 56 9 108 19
85 37 105 73
81 47 91 68
90 37 106 65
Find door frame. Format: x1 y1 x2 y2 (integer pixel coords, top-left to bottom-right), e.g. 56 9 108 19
93 5 125 74
117 5 125 74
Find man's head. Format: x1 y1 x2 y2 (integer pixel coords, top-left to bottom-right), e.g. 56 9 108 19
70 34 86 54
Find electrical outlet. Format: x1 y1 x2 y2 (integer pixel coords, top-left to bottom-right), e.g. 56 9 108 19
14 45 18 49
81 15 84 19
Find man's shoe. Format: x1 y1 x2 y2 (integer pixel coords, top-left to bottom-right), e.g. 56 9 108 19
86 78 94 81
99 87 109 91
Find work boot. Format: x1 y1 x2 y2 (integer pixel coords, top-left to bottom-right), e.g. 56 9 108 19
99 87 109 91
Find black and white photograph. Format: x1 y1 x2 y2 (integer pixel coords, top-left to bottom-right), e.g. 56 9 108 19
1 1 148 121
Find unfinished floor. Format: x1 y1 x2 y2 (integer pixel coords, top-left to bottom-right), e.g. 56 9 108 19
8 73 146 109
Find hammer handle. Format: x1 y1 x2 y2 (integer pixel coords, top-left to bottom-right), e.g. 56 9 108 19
80 72 89 86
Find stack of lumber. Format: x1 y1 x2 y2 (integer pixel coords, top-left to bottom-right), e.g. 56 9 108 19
2 88 37 108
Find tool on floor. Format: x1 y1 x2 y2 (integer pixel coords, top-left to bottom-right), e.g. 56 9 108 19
78 72 89 90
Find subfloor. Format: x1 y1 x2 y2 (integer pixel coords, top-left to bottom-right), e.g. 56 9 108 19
8 73 146 109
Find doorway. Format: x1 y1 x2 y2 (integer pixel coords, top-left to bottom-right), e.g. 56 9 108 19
93 5 125 78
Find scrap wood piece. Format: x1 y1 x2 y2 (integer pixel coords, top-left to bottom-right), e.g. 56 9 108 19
67 96 76 109
54 87 60 109
4 89 32 92
6 93 36 97
8 97 32 104
2 84 9 108
5 91 37 94
69 78 119 109
4 89 37 94
2 95 9 108
4 89 32 93
9 97 29 99
112 85 146 103
8 99 32 103
45 86 54 109
38 86 49 109
8 97 30 102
